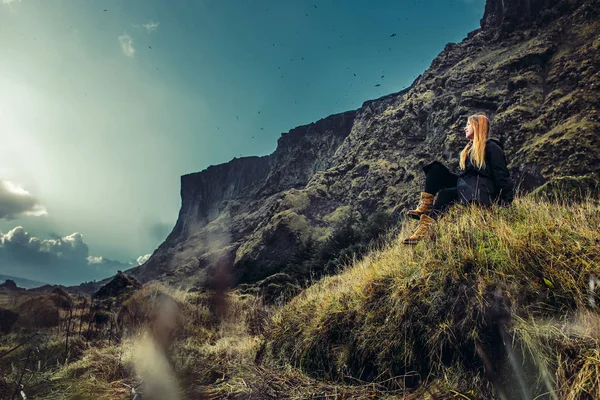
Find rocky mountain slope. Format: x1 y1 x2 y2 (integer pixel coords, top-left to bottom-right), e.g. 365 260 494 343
126 0 600 289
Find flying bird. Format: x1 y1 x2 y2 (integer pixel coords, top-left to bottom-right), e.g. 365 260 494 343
381 75 385 79
148 46 152 49
236 116 239 120
375 84 381 87
390 33 396 37
353 73 356 76
103 9 107 12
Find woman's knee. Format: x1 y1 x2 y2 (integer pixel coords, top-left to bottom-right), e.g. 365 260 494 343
422 160 447 175
437 187 458 200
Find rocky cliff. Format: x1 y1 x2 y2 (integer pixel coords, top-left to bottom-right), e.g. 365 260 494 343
127 0 600 288
127 110 357 286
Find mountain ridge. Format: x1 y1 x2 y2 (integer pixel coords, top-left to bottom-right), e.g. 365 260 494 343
0 274 47 290
122 0 599 290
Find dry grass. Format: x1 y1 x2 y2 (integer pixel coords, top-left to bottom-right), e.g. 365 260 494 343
3 193 599 399
263 193 600 398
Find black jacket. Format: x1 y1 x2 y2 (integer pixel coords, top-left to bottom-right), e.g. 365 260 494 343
457 138 514 206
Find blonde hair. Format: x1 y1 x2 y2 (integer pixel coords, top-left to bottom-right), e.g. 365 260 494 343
459 114 489 170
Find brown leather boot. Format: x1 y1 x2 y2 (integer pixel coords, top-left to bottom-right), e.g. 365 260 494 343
402 213 435 244
407 192 434 220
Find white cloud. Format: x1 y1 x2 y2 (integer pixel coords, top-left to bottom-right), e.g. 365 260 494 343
0 226 135 285
136 253 151 265
1 226 88 260
87 255 104 264
0 179 48 220
139 21 160 33
118 34 135 57
87 255 136 266
2 0 22 4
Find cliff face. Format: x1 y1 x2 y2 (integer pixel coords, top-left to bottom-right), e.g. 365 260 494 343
128 0 600 288
169 156 273 242
127 110 357 285
481 0 562 35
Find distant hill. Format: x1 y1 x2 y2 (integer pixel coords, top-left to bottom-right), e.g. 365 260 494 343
0 274 47 289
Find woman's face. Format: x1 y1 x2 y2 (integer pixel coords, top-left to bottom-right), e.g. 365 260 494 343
464 121 474 140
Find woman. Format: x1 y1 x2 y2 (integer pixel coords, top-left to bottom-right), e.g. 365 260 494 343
402 114 514 245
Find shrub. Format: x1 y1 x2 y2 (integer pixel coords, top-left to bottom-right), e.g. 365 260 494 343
15 296 60 330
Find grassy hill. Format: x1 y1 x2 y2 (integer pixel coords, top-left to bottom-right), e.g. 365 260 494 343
262 189 600 399
1 189 599 399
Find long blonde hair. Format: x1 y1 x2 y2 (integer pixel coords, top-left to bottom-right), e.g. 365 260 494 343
459 114 489 170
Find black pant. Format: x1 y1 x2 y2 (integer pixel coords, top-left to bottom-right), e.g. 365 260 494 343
422 161 460 219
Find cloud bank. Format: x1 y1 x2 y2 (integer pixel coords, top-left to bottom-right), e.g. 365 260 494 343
0 179 48 220
0 226 146 286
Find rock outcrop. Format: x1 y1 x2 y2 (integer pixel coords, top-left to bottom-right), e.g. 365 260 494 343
94 271 142 299
0 279 19 291
127 0 600 288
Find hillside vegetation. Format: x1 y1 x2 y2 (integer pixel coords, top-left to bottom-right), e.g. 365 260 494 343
262 189 600 399
1 188 599 399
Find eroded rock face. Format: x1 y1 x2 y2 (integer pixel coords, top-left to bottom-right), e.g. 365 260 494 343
127 0 600 288
127 111 357 285
480 0 574 38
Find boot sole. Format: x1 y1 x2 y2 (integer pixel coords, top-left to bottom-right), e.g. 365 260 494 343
407 212 422 220
407 211 432 220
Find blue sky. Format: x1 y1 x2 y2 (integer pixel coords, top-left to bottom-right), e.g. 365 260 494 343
0 0 485 285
